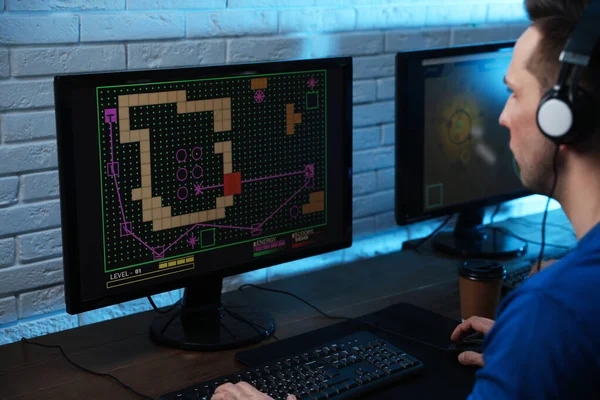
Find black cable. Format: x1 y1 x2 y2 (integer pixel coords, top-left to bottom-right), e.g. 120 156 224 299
147 296 181 314
238 284 449 352
224 307 280 341
20 337 156 400
412 214 454 253
490 204 502 225
536 146 561 272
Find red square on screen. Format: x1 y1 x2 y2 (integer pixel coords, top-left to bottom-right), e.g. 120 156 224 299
224 172 242 196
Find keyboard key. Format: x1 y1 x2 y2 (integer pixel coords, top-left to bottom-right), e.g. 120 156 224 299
335 383 348 394
323 376 348 388
384 363 406 374
345 380 358 390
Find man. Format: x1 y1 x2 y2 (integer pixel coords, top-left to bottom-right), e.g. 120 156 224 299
449 0 600 398
213 0 600 398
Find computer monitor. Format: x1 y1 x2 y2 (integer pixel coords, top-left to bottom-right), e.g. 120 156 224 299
395 42 529 258
54 57 353 350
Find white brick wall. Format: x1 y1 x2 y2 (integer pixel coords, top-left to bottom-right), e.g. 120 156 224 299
127 40 226 69
0 176 18 206
0 297 17 324
312 32 384 58
0 15 79 44
353 80 377 104
227 36 310 62
381 123 395 146
0 142 57 175
128 0 224 9
279 8 356 33
0 238 15 268
0 81 55 110
18 285 65 318
0 258 64 295
0 201 61 237
0 0 537 344
1 111 56 143
20 171 60 202
7 0 126 11
356 5 427 30
186 10 278 37
17 228 62 263
353 126 380 151
11 46 126 76
0 48 8 77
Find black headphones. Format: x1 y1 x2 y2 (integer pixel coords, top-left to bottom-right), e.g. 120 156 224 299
536 0 600 145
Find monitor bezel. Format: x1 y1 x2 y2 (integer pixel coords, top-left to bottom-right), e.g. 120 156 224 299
54 57 353 314
395 41 529 226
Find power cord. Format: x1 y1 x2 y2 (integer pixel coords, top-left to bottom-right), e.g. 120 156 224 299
237 284 450 352
147 296 181 314
489 204 502 225
411 214 454 253
223 307 280 341
146 297 280 341
20 337 156 400
491 226 572 250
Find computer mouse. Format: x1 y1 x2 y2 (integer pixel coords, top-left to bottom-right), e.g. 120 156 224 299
447 331 485 353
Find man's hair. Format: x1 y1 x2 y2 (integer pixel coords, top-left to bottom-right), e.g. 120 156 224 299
525 0 599 95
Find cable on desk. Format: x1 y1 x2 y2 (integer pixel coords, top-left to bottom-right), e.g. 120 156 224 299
20 337 156 400
238 284 450 353
489 204 501 225
223 306 280 341
147 296 181 314
412 214 454 253
145 296 279 341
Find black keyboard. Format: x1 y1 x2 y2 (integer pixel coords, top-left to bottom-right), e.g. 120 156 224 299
159 331 424 400
502 246 572 292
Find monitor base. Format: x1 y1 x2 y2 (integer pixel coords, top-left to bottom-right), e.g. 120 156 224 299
149 277 275 351
150 306 275 351
432 227 527 259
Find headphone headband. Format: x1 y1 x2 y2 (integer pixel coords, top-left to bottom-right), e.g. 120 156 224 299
560 0 600 67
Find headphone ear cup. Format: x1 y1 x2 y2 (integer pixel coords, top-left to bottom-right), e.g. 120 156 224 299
537 89 574 143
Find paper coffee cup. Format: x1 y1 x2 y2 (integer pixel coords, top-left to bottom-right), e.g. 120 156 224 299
458 259 506 320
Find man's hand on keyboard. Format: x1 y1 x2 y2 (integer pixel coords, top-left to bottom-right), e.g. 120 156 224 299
450 316 495 368
212 382 297 400
529 259 558 277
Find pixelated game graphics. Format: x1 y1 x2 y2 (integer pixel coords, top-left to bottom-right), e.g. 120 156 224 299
97 71 328 275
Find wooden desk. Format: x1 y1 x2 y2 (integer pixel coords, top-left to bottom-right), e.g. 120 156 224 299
0 210 575 400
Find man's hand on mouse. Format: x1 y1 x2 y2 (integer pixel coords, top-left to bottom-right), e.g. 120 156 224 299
450 316 495 368
211 382 296 400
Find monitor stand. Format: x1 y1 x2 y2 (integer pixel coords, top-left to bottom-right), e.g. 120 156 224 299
432 207 527 259
149 277 275 351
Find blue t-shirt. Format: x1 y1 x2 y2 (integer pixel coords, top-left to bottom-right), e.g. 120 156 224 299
468 222 600 399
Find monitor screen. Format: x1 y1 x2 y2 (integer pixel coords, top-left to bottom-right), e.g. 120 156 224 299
396 42 528 225
55 58 353 313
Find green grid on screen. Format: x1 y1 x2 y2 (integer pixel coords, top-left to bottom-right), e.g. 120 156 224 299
97 71 328 272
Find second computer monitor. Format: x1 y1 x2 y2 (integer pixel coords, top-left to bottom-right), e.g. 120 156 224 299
396 41 529 258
